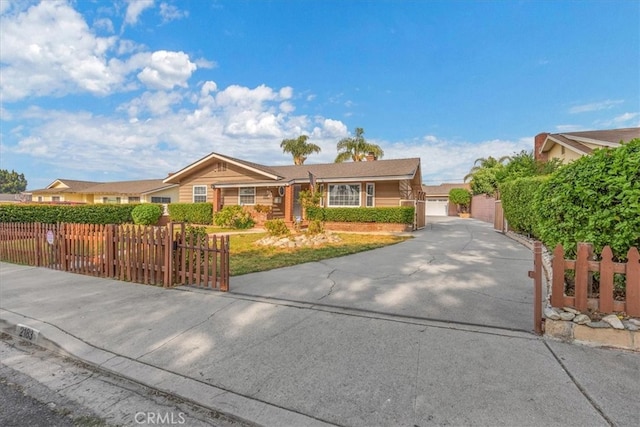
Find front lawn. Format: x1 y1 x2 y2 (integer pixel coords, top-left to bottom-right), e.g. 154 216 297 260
228 232 410 276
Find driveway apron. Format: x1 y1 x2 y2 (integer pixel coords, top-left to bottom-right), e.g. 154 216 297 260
231 217 535 332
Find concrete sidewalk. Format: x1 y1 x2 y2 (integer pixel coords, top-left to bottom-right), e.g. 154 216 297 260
1 261 638 426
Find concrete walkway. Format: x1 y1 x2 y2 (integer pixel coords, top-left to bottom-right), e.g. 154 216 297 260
1 218 638 426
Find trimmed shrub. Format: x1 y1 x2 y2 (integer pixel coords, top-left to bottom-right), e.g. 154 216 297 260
306 207 414 224
0 204 135 224
167 203 213 225
448 188 471 213
214 205 255 229
499 176 547 236
131 204 163 225
306 219 324 235
264 219 290 236
533 139 640 260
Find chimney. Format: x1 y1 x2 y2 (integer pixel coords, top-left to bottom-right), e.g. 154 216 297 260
534 133 549 162
366 152 377 161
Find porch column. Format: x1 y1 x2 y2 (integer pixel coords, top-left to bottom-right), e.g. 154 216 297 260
212 187 222 213
284 185 293 222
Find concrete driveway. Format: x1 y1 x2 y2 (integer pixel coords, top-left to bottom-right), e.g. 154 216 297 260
231 217 536 332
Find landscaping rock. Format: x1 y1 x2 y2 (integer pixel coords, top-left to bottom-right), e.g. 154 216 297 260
544 307 560 320
255 233 342 249
601 314 625 330
573 314 591 325
629 318 640 327
623 321 639 332
586 321 610 329
559 311 575 321
563 307 581 315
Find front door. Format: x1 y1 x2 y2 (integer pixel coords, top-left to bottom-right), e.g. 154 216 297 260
293 185 302 220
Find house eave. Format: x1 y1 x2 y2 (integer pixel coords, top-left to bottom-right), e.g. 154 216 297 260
163 153 282 184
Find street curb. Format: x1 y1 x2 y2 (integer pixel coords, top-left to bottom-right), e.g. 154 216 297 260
0 309 335 427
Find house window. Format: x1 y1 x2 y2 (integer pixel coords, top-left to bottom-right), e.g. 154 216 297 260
151 197 171 203
214 162 227 172
52 196 60 202
193 185 207 203
239 187 256 205
561 146 565 155
328 184 361 207
366 183 375 207
37 196 42 202
319 184 325 207
128 196 140 203
102 197 121 204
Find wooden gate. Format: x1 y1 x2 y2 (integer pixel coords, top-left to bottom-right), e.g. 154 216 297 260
400 200 426 230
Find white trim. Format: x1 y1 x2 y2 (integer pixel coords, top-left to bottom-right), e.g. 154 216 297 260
193 185 207 203
365 183 375 207
140 184 178 195
327 183 361 207
541 135 590 155
164 152 281 184
566 135 623 148
238 186 256 205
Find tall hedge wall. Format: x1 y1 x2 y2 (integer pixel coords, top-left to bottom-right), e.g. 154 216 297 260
499 176 547 236
532 139 640 260
0 204 136 224
167 203 213 225
306 207 414 224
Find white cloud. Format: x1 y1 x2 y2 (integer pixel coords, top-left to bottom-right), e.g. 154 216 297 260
613 112 639 124
280 101 295 113
137 50 197 90
0 1 121 100
93 17 114 33
569 99 623 114
124 0 154 26
159 2 188 23
555 124 585 132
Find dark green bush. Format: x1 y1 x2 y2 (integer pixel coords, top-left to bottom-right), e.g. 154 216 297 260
131 204 163 225
533 139 640 260
0 204 135 224
499 176 547 236
213 205 255 229
306 207 414 224
167 203 213 224
264 219 290 236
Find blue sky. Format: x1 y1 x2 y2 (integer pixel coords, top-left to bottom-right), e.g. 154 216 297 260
1 0 638 190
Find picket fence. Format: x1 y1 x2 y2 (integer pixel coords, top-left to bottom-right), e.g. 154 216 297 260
0 222 229 291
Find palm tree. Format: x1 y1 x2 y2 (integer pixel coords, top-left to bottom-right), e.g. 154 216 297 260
463 155 510 182
280 135 321 165
334 127 384 163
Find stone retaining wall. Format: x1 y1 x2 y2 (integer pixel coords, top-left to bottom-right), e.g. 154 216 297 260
545 319 640 352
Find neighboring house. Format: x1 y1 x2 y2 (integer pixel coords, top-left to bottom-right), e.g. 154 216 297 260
30 179 178 204
421 183 471 216
163 152 423 223
535 127 640 164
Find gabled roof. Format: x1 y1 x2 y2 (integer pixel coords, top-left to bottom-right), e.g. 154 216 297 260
163 152 283 184
422 183 470 197
540 127 640 154
31 179 176 195
165 151 421 187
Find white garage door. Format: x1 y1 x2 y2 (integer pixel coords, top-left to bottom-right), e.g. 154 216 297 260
426 199 448 216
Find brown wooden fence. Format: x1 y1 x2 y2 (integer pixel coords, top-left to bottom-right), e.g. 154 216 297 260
0 222 229 291
550 242 640 316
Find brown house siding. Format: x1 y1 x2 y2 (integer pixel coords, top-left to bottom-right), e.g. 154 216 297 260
177 163 270 203
372 181 401 207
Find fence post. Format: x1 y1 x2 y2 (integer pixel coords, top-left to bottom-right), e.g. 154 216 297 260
574 243 592 313
599 246 614 313
551 245 565 308
528 241 543 335
219 235 229 292
627 247 640 317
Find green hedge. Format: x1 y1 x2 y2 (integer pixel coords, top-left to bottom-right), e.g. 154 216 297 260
533 139 640 260
306 207 414 224
499 176 547 236
0 204 135 224
167 203 213 224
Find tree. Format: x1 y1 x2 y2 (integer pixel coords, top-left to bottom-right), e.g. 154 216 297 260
0 169 28 193
499 150 562 182
280 135 321 165
463 156 509 183
334 127 384 163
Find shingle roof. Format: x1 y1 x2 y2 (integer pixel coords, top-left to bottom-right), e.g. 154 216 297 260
271 158 421 181
541 127 640 154
422 183 470 196
31 179 174 195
